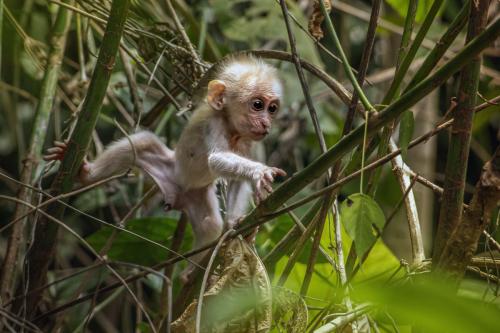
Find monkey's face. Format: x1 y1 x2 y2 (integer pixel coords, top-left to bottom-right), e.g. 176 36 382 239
206 56 283 141
234 95 280 141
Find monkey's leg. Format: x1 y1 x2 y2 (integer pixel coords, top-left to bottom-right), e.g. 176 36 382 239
180 184 224 283
45 131 179 205
226 180 252 228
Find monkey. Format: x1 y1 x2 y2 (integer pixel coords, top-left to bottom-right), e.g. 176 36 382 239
45 55 286 281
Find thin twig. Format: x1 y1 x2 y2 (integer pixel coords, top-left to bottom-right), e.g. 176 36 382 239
196 230 233 333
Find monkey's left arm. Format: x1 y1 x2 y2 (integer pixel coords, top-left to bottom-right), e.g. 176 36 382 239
208 151 286 203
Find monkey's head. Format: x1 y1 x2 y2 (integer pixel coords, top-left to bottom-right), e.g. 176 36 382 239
206 56 283 141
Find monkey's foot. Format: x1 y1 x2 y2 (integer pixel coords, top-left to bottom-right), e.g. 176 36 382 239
179 266 195 285
43 140 91 181
43 140 69 162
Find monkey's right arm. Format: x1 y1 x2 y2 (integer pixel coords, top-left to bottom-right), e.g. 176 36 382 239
45 132 177 201
208 151 286 203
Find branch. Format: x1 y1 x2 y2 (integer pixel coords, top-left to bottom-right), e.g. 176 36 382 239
0 0 73 306
436 146 500 282
13 0 131 317
433 0 491 264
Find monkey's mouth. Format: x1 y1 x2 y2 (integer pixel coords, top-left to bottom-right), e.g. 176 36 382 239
250 131 268 140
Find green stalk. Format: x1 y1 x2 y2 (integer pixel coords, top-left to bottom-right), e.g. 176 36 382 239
318 0 375 112
244 17 500 223
382 0 445 104
263 200 323 271
367 0 419 195
433 0 489 266
407 2 470 88
397 0 419 69
0 0 73 305
14 0 131 317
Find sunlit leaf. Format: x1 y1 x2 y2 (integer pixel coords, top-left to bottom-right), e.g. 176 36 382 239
340 193 386 257
353 278 500 333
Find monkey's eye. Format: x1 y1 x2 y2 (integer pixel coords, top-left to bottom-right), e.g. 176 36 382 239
251 99 265 111
268 103 279 114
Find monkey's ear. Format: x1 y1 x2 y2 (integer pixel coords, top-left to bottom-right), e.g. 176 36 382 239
207 80 226 111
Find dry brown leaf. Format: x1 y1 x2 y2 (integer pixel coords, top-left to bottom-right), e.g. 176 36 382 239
172 237 272 333
308 0 332 40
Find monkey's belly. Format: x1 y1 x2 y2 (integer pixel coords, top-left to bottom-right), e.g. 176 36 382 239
176 156 215 190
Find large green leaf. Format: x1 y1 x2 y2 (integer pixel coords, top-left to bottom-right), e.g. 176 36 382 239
86 216 190 266
340 193 386 257
353 278 500 333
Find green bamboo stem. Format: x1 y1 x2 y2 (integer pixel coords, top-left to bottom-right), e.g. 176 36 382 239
263 200 323 270
406 2 470 89
0 0 73 305
367 0 421 195
382 0 445 104
14 0 131 317
346 0 381 131
433 0 490 266
244 17 500 224
396 0 418 69
318 0 375 112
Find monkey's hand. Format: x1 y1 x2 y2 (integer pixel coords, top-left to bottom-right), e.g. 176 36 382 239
43 141 91 182
251 166 286 204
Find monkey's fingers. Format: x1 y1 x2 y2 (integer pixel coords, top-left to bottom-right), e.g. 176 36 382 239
262 179 273 193
53 141 68 148
43 154 60 161
263 172 274 183
253 192 261 205
272 168 287 177
46 147 64 154
255 184 270 205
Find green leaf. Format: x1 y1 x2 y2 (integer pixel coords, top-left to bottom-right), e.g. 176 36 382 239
385 0 434 23
340 193 386 257
86 217 190 266
353 278 500 333
399 110 414 159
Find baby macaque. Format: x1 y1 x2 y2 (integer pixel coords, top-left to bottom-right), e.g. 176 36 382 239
45 55 286 281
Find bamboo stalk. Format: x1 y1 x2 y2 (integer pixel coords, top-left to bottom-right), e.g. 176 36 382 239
368 0 447 196
0 0 73 306
13 0 131 318
382 0 445 104
433 0 491 266
407 2 470 88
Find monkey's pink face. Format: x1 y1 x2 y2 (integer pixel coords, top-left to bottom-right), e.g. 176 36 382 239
232 95 280 141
